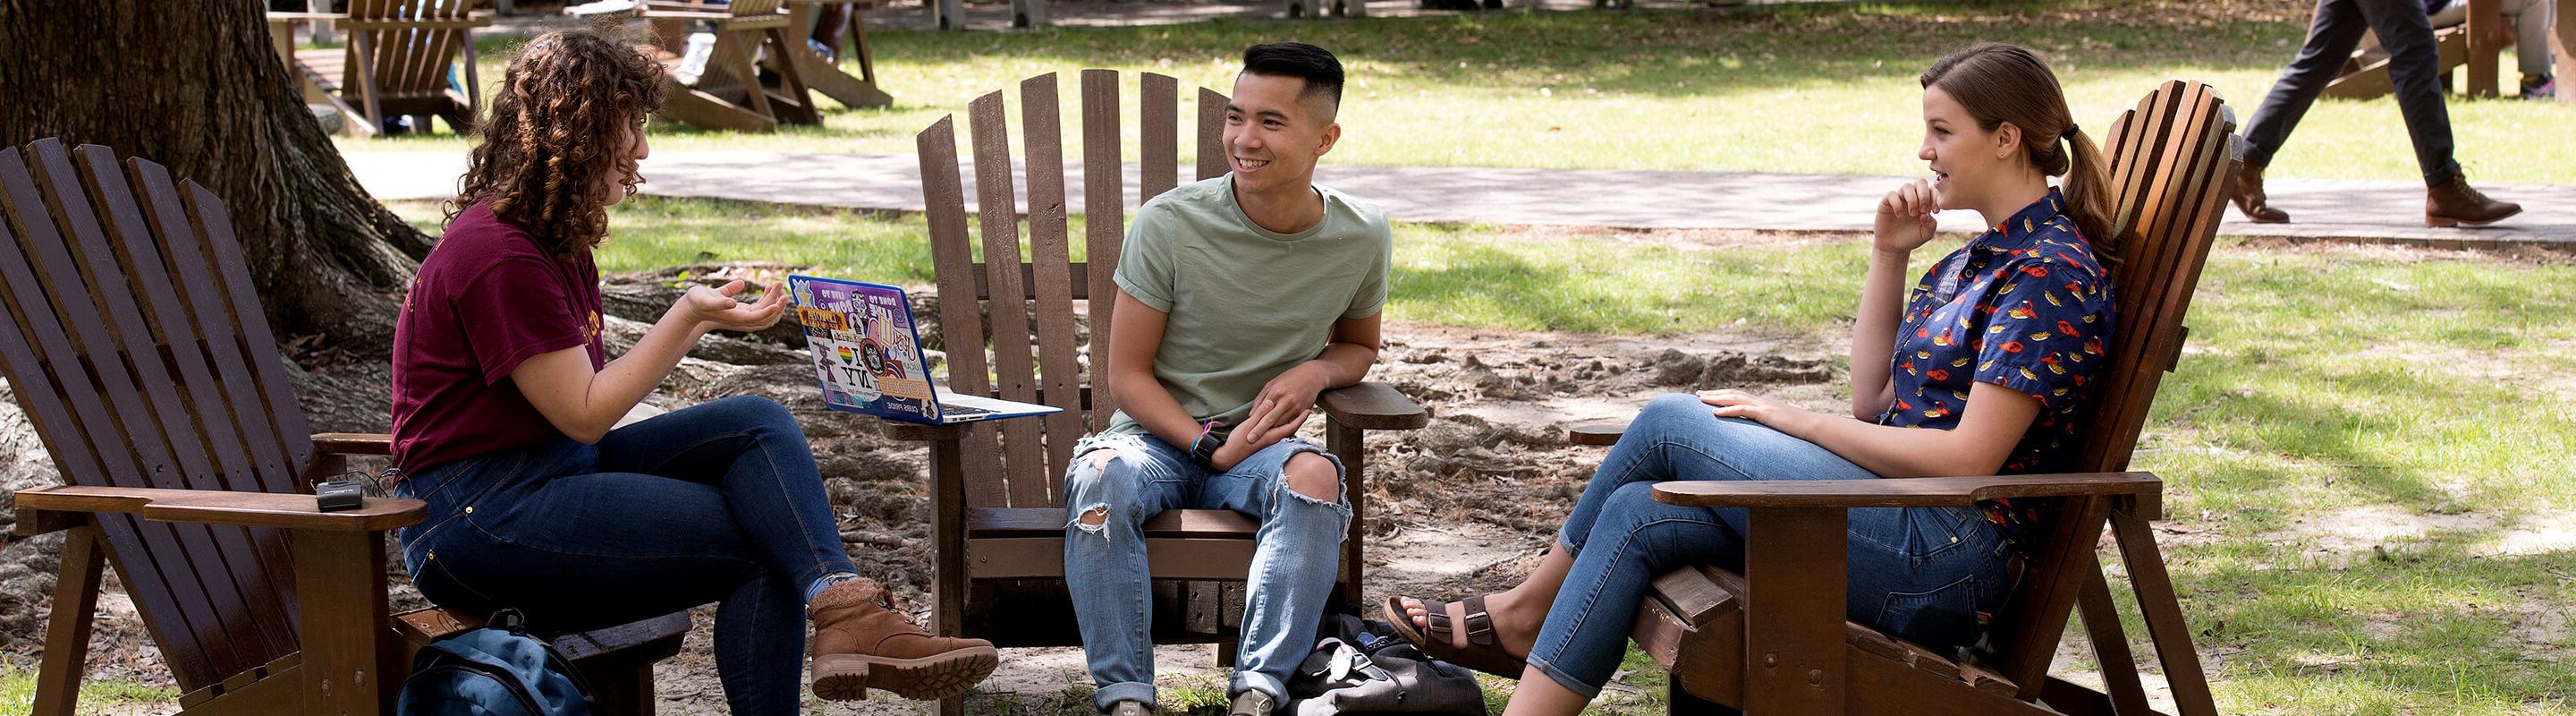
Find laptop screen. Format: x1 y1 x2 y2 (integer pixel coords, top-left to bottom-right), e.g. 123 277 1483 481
787 276 942 422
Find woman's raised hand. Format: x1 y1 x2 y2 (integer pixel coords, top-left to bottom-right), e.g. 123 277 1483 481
1874 177 1942 255
682 279 787 333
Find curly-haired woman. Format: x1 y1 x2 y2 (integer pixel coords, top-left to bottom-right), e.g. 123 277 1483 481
387 30 996 714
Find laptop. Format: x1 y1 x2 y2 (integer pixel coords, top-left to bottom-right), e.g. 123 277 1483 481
784 276 1061 425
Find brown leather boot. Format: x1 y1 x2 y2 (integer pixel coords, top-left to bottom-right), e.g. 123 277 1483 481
808 577 998 702
2232 162 2290 223
2425 173 2522 227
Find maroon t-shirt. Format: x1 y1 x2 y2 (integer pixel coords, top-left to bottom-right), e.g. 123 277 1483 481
390 203 606 476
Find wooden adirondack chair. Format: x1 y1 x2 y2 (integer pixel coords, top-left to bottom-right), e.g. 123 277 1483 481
643 0 822 132
890 70 1430 714
281 0 494 136
1569 81 2241 716
0 138 688 716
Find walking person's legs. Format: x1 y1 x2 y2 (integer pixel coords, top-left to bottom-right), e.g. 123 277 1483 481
2236 0 2375 222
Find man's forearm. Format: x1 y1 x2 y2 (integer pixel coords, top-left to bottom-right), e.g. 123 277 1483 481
1110 369 1211 449
1305 341 1378 389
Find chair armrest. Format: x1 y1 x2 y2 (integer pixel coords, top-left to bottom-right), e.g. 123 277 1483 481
13 485 425 532
1650 472 2160 508
1567 421 1626 446
265 11 349 22
1318 382 1429 430
313 432 394 456
879 420 968 442
342 16 495 30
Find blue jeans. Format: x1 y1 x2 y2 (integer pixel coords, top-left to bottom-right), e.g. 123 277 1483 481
1525 394 2012 698
393 396 856 716
1061 432 1353 712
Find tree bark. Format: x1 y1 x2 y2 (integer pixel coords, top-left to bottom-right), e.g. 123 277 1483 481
0 0 433 350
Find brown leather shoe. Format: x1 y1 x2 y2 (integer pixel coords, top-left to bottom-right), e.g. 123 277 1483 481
2425 173 2522 227
808 578 999 702
2232 162 2290 223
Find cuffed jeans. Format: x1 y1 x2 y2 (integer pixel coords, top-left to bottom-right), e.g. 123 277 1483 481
2245 0 2464 185
1061 432 1353 712
394 396 855 716
1524 394 2013 698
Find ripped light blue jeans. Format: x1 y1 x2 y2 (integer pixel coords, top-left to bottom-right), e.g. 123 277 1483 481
1061 431 1352 712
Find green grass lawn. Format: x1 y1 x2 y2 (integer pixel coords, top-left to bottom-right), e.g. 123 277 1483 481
335 0 2574 184
381 194 2576 713
0 659 179 714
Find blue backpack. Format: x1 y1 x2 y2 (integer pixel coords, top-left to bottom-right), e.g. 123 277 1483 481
398 609 597 716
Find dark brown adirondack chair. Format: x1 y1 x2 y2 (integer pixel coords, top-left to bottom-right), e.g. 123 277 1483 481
1573 81 2241 716
284 0 493 136
1 138 687 716
889 71 1430 714
643 0 822 132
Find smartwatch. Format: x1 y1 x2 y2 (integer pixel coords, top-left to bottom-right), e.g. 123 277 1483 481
1189 421 1224 469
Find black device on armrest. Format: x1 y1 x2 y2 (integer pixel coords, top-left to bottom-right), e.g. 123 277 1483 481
316 479 366 512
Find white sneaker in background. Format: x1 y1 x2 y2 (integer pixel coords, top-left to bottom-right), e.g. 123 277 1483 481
564 0 637 16
675 31 716 83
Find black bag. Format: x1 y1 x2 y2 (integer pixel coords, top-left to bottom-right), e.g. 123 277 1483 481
1284 615 1487 716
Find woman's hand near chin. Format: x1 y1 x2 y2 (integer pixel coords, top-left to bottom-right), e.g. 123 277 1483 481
1874 177 1943 256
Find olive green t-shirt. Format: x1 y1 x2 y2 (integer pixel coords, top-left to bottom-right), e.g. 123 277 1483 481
1106 174 1393 437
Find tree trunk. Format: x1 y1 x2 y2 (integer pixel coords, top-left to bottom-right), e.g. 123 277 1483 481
0 0 433 350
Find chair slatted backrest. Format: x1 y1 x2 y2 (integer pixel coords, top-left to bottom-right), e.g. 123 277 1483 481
914 71 1225 510
347 0 478 102
690 0 789 99
0 139 318 692
1984 81 2240 696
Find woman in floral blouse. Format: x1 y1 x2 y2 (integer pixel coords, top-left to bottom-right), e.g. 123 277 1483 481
1384 42 2123 716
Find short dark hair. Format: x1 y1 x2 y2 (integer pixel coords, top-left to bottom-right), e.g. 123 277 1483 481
1241 42 1344 109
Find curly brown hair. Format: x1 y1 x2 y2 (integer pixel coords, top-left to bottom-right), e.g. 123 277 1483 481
445 29 665 258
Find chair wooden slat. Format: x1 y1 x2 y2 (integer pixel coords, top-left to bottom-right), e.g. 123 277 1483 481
126 159 302 499
2105 98 2233 472
1140 73 1178 201
184 182 320 482
2089 85 2225 471
128 156 314 641
2 141 239 688
1081 69 1123 432
70 146 300 660
967 90 1050 508
1196 88 1227 182
38 143 291 676
917 116 1006 507
0 152 216 690
1020 74 1086 497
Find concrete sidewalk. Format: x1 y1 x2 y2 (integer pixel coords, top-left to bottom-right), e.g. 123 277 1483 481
348 150 2576 245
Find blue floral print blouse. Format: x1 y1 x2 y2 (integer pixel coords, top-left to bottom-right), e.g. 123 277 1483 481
1879 188 2116 477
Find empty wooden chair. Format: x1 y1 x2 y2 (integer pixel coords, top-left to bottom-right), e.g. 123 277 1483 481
644 0 823 132
282 0 493 136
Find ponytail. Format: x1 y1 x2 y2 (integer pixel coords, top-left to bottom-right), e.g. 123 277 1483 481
2059 126 2122 265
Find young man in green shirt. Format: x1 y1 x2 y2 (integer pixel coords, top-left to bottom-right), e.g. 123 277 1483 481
1060 41 1393 716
